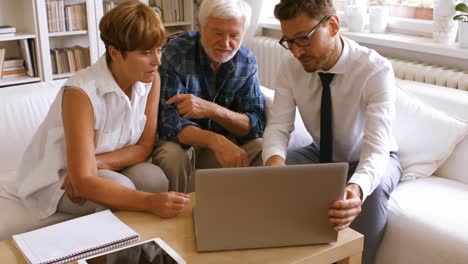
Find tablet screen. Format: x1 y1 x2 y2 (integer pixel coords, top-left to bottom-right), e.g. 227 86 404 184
83 240 178 264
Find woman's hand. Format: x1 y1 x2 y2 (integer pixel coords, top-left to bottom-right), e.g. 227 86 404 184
147 192 191 218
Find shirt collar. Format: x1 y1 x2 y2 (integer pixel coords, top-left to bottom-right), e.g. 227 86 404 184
132 82 146 98
317 36 348 75
95 55 147 98
95 56 122 96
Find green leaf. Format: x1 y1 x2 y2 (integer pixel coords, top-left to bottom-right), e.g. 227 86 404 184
455 3 468 14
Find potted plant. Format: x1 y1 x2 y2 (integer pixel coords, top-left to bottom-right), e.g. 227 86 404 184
454 2 468 48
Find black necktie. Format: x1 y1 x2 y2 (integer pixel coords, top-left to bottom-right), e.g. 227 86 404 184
318 73 335 163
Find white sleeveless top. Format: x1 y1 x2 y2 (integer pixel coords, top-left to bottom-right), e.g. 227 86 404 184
4 56 152 219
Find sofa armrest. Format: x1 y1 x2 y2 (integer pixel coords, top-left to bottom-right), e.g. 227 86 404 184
261 86 313 149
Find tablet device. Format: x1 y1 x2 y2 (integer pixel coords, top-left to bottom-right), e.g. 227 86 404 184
78 238 186 264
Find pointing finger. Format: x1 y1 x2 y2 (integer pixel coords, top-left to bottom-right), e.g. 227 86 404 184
166 94 185 105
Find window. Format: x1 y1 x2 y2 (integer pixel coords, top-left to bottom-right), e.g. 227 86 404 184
335 0 433 21
260 0 434 36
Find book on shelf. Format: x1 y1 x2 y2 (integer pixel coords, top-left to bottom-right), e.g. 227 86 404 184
2 66 26 77
28 39 38 77
50 50 58 74
65 3 88 31
65 48 77 72
160 0 186 23
12 210 140 264
104 0 119 14
46 0 87 33
46 0 57 32
60 48 71 73
0 48 5 79
58 0 65 32
0 25 16 34
161 0 172 23
3 58 24 68
51 46 90 74
19 39 34 77
0 32 16 38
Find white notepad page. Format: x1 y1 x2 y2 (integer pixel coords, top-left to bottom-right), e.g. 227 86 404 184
13 210 139 264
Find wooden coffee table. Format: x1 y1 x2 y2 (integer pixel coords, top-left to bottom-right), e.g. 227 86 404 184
0 193 363 264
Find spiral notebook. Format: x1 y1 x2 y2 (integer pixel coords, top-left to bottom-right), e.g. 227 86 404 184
12 210 140 264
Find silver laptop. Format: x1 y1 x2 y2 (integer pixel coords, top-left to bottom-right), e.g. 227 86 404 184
193 163 348 252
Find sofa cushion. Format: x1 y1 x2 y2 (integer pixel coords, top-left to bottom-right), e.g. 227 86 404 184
375 177 468 264
393 84 468 181
0 197 73 241
398 79 468 184
0 80 66 182
261 86 313 149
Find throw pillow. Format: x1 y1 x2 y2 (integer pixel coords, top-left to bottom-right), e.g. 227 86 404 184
393 86 468 181
260 86 312 149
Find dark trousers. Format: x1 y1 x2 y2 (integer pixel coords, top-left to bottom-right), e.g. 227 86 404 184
285 144 401 264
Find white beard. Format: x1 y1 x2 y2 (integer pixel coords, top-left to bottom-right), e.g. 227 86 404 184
200 33 240 64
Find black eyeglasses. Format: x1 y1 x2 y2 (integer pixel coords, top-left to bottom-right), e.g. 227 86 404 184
279 16 330 50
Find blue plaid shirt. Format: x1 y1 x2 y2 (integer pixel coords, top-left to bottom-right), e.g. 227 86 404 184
158 31 266 143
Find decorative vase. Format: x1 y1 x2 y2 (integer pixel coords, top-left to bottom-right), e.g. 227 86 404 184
433 0 458 44
369 6 389 34
346 6 366 32
459 21 468 48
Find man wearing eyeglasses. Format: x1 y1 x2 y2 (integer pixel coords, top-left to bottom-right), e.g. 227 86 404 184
263 1 401 263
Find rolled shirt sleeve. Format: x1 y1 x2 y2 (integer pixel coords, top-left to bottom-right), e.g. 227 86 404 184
233 60 266 141
158 51 199 142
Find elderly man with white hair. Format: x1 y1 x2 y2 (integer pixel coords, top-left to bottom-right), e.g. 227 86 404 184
153 0 266 193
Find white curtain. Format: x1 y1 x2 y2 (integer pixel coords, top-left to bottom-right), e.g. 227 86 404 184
245 0 265 37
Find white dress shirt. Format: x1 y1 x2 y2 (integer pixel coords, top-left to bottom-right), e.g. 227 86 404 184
263 36 398 201
4 56 152 219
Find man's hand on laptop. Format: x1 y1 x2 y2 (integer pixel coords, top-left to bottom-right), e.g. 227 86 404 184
265 155 286 166
147 192 191 218
328 183 363 231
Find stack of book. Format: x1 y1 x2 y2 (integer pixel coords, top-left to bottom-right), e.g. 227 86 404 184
0 49 5 79
50 46 90 74
0 25 16 38
20 39 37 77
2 58 26 78
46 0 88 32
0 39 36 79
